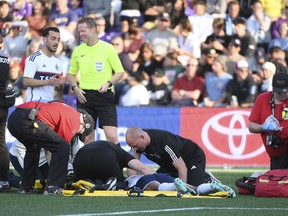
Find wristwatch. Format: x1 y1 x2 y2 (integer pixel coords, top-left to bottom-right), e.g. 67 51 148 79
71 85 77 91
107 81 113 88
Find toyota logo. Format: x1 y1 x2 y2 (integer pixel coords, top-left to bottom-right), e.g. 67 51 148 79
202 110 265 159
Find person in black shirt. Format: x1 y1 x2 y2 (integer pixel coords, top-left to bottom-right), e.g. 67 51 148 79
225 60 258 107
73 140 155 188
0 30 14 192
125 127 209 186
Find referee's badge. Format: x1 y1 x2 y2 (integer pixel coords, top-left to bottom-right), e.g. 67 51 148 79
95 62 103 72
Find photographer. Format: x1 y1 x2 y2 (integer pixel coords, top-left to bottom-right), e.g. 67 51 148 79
249 72 288 170
0 30 15 192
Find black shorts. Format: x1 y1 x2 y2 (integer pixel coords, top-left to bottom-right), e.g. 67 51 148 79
77 90 117 128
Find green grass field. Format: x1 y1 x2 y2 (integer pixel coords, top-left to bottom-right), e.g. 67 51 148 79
1 168 288 216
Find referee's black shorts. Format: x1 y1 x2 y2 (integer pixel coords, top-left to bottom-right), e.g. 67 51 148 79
77 90 117 128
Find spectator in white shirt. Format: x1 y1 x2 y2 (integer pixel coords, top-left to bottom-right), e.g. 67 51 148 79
188 0 213 43
119 72 150 107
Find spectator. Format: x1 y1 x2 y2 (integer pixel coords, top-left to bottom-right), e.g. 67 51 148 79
122 25 145 61
238 0 253 19
19 38 41 74
268 46 287 73
246 0 271 50
201 56 233 107
119 0 146 33
69 0 84 18
268 22 288 52
260 61 276 93
218 38 246 75
272 3 288 39
84 0 112 29
11 0 33 21
119 72 150 107
7 59 27 105
249 46 266 74
203 18 231 55
232 17 256 59
26 0 49 39
174 17 201 62
206 0 227 19
145 12 179 59
133 42 163 85
95 17 112 43
162 51 184 90
225 0 241 36
260 0 284 22
48 0 78 34
169 0 188 30
188 0 213 43
196 47 218 78
111 35 134 104
172 57 204 106
147 68 171 106
4 21 30 62
225 60 258 108
0 0 13 29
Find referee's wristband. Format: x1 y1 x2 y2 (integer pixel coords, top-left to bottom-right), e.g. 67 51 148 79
107 81 113 88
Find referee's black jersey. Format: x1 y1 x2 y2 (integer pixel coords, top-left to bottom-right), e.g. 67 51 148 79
137 129 200 172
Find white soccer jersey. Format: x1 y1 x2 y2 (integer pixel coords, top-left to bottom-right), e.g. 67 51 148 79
24 50 63 102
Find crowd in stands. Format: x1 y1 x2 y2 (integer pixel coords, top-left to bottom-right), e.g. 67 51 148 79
1 0 288 108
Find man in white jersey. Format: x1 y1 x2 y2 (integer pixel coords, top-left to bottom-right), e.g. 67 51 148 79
9 27 67 188
23 27 67 102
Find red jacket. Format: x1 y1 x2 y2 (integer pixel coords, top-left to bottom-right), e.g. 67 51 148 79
18 101 81 143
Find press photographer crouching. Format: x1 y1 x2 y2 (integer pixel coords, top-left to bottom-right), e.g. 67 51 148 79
249 72 288 170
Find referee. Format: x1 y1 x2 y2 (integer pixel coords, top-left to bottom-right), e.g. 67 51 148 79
69 17 124 145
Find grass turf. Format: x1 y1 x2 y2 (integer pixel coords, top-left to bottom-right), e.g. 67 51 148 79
1 168 288 216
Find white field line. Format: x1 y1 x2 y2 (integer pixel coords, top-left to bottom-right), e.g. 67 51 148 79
58 207 288 216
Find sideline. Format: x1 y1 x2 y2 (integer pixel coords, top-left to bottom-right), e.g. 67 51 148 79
58 207 288 216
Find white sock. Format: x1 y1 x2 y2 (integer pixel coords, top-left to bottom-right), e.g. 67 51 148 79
158 183 177 191
196 183 213 194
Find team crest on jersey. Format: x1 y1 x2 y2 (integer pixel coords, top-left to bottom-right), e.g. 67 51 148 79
55 64 59 71
95 62 103 72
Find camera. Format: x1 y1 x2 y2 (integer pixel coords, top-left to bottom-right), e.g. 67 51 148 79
266 134 282 148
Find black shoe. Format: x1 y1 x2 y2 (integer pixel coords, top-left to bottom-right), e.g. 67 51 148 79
43 185 62 195
0 181 10 192
17 186 35 194
103 177 117 191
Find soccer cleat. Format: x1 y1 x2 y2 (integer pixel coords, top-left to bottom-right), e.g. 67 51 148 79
205 170 222 184
174 178 197 195
43 185 62 195
104 177 117 191
0 181 10 192
211 181 236 198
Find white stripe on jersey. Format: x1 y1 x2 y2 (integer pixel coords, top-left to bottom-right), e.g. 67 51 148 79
24 50 63 101
164 145 178 162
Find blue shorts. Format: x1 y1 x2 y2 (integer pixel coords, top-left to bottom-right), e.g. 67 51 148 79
136 173 175 190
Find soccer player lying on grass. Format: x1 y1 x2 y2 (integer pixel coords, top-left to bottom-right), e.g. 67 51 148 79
125 173 236 197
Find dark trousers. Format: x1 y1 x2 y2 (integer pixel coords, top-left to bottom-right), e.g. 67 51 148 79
8 109 70 188
0 107 9 181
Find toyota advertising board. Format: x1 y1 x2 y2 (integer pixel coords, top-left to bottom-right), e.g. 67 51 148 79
181 107 269 167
